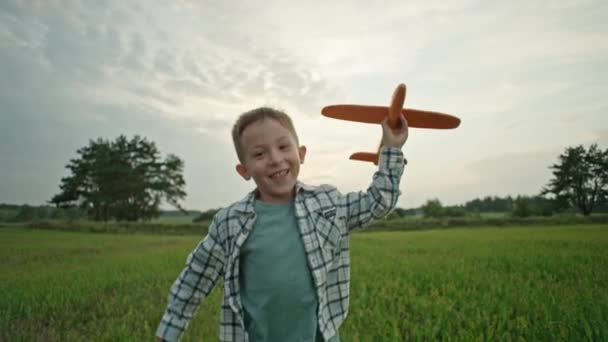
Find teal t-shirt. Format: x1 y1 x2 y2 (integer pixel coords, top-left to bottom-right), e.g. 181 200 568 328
239 199 339 342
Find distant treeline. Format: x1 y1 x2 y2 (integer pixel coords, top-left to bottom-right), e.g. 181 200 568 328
394 195 608 219
3 194 607 224
0 204 85 222
188 194 608 222
0 204 202 223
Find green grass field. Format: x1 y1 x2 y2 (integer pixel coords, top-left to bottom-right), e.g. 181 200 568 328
1 225 607 341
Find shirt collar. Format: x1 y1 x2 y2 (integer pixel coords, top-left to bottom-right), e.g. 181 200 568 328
233 181 314 215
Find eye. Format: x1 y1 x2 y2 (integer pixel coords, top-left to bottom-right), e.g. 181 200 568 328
279 144 291 150
252 151 264 158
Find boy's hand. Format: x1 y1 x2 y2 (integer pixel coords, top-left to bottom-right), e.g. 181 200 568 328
381 115 409 149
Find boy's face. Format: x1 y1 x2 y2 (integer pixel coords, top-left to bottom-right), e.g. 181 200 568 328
236 118 306 203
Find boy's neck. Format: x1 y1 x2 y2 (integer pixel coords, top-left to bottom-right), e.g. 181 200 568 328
255 187 296 204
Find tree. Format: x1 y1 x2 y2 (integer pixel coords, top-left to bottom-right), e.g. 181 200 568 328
393 207 418 217
512 196 533 218
542 144 608 216
422 199 444 218
465 196 514 213
50 135 186 221
442 205 467 218
15 205 38 222
50 208 66 220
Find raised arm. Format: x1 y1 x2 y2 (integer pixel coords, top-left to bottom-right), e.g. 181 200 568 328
345 116 408 231
345 146 405 231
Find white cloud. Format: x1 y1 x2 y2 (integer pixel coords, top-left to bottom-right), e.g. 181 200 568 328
1 0 607 210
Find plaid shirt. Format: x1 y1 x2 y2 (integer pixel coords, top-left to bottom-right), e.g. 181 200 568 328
157 147 405 342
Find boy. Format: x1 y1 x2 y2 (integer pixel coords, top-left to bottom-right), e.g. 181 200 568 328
157 107 408 341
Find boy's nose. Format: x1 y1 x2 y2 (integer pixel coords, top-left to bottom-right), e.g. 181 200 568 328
268 149 282 164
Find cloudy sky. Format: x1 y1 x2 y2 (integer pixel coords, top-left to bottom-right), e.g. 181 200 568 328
1 0 607 210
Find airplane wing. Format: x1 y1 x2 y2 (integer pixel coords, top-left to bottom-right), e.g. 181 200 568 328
321 105 461 129
349 152 379 164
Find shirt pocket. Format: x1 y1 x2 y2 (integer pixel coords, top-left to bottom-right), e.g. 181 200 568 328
314 212 344 252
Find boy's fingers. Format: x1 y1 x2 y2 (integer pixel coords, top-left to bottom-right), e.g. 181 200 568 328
400 116 409 134
381 117 389 127
386 116 408 134
381 117 390 134
382 116 408 142
401 115 408 129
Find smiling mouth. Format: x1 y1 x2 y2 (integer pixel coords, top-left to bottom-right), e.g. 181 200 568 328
269 169 289 179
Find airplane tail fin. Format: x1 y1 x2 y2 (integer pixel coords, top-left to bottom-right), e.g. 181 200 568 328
349 152 379 165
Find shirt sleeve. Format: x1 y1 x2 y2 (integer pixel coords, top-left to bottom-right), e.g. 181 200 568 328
156 218 226 342
344 146 405 231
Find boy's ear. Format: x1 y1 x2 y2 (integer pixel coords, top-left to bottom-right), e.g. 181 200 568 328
298 145 307 164
236 164 251 180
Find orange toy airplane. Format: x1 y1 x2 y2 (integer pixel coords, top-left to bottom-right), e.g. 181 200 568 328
321 83 460 164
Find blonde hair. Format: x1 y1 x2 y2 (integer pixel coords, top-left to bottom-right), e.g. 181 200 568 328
232 107 299 162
